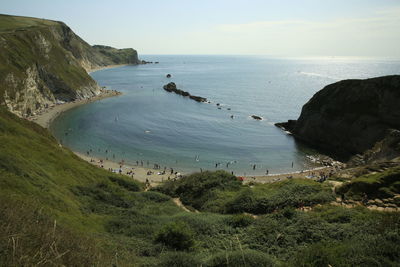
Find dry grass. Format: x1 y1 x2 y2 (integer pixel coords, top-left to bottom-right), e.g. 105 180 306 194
0 197 108 266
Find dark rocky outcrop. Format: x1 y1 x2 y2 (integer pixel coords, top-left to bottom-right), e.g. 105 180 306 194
166 74 171 78
163 82 177 92
92 45 140 65
251 115 262 120
275 75 400 162
163 82 207 103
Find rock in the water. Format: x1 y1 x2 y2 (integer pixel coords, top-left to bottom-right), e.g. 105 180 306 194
275 75 400 161
251 115 262 120
166 74 172 78
275 120 297 131
163 82 177 92
162 83 207 102
189 95 207 102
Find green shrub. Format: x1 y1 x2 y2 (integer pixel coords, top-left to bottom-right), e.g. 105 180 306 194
226 214 255 228
155 170 241 210
336 166 400 199
155 221 195 250
226 189 257 213
226 180 334 214
72 183 133 209
140 191 171 202
109 176 142 192
159 251 202 267
207 249 276 267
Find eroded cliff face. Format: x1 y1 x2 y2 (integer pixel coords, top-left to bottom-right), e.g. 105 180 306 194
276 75 400 162
0 14 139 117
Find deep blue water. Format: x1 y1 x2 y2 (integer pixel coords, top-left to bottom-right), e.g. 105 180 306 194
51 56 400 175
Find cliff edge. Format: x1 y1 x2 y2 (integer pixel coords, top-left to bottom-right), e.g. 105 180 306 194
0 14 140 117
276 75 400 163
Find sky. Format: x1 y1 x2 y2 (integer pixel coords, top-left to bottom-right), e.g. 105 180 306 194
1 0 400 57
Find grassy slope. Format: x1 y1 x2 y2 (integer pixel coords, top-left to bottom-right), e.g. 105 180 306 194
0 14 59 32
154 171 335 214
0 106 399 266
0 107 180 265
336 165 400 201
0 14 97 104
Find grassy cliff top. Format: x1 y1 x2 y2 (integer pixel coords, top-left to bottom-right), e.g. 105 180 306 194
0 14 60 32
0 106 399 266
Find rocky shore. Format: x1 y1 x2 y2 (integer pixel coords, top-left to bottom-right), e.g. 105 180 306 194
275 75 400 163
163 82 207 102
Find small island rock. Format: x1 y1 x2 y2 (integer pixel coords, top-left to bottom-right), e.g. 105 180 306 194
251 115 262 120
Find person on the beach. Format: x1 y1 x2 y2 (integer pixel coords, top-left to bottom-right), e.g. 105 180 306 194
253 164 256 170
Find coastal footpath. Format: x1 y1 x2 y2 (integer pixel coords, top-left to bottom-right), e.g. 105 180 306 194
0 14 140 118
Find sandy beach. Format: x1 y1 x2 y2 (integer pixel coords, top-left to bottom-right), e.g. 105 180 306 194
74 150 339 187
87 64 128 74
75 152 179 186
242 166 339 184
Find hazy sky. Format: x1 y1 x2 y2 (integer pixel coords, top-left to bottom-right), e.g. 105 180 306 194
2 0 400 57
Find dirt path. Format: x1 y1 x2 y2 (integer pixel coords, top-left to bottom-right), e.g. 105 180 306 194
172 198 199 213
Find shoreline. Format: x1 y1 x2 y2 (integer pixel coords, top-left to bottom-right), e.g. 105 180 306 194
87 64 128 74
75 152 180 186
30 89 122 128
74 150 341 186
30 64 128 128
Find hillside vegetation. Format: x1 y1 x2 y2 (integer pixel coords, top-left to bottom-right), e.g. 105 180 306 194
1 106 400 266
0 14 139 117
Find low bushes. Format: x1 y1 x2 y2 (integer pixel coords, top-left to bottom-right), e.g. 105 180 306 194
155 172 334 214
336 166 400 199
206 249 276 267
154 221 195 250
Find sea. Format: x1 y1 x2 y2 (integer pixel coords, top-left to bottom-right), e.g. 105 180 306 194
50 55 400 176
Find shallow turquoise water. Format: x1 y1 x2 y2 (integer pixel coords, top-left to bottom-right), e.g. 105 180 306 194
51 56 400 175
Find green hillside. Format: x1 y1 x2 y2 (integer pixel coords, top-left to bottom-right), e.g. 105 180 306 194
0 14 139 117
0 14 59 32
1 107 399 266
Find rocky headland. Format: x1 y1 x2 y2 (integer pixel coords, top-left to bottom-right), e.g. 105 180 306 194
276 75 400 164
0 14 141 118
